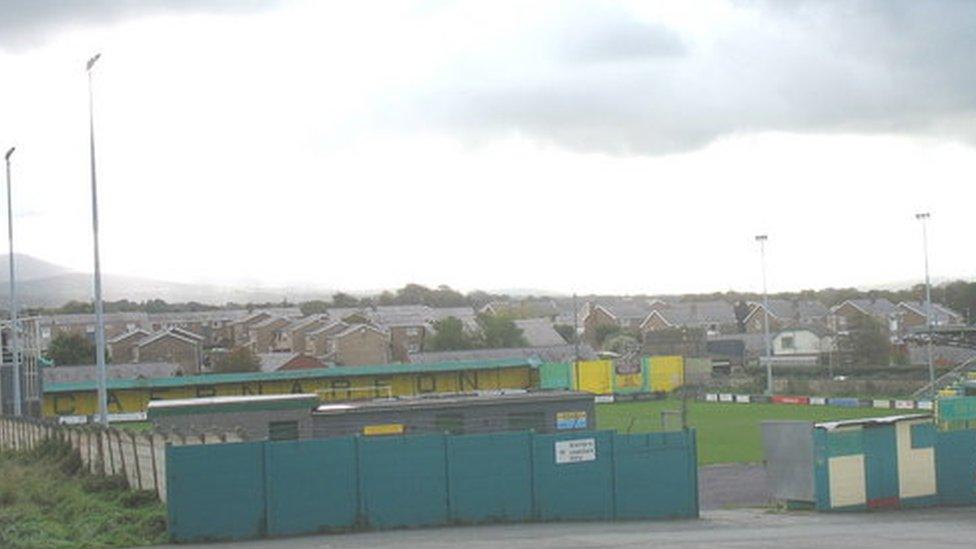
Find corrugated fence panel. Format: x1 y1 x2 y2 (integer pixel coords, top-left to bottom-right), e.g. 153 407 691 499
539 362 573 390
167 442 266 542
359 434 449 529
936 429 976 506
649 356 684 393
574 360 613 395
532 431 614 521
613 431 699 519
447 431 532 524
265 437 359 536
163 429 700 541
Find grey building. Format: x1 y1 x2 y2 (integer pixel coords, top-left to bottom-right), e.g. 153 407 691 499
312 391 595 438
147 394 319 441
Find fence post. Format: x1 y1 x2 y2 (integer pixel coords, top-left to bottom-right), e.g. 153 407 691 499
130 432 143 490
115 429 128 485
148 432 159 496
96 427 105 475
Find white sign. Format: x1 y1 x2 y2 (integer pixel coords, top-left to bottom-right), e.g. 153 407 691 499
735 394 751 403
809 397 827 406
917 400 934 410
555 438 597 464
895 400 916 410
705 393 719 402
719 393 734 402
593 395 615 404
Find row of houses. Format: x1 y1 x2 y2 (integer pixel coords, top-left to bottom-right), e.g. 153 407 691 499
94 304 580 372
37 296 969 373
582 297 964 343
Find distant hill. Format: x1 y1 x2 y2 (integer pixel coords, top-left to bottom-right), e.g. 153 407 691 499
0 254 337 308
0 254 74 282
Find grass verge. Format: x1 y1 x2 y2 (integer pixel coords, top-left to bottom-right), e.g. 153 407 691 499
0 438 167 548
597 399 897 464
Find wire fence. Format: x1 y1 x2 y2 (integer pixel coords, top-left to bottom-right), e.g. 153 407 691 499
0 416 242 502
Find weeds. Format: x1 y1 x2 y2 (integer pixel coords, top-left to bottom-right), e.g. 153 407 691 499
0 438 168 548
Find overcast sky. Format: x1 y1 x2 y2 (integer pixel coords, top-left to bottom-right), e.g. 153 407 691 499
0 0 973 296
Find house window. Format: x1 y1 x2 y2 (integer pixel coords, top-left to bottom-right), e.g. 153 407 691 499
41 328 51 339
782 336 795 350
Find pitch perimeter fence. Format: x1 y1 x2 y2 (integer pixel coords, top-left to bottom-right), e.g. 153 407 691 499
166 429 699 542
0 416 242 502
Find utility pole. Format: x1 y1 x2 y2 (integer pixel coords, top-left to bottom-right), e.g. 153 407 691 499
4 147 19 416
87 53 109 426
756 234 772 395
916 212 935 399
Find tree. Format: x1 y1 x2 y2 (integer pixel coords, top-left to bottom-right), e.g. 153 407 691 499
331 292 360 308
213 347 261 373
845 314 891 366
300 300 330 316
603 334 640 356
426 317 475 351
554 324 576 344
477 314 527 349
47 333 98 366
593 324 621 348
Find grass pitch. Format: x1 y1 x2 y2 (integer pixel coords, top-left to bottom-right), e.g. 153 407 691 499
596 399 898 465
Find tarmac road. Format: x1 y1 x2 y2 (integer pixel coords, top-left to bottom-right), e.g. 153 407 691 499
180 506 976 548
698 463 770 510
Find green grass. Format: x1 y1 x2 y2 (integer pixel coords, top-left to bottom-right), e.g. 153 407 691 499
115 421 154 432
0 439 167 548
597 400 898 465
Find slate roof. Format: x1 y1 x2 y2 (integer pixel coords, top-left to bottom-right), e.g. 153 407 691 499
251 315 292 330
514 318 568 347
258 352 300 373
750 299 829 321
107 329 150 345
898 301 963 324
837 298 898 318
137 329 201 348
654 301 737 326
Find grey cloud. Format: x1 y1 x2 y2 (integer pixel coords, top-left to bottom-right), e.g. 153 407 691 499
386 0 976 155
0 0 279 50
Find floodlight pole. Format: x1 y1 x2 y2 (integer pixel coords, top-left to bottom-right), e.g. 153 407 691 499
87 53 109 427
916 212 934 399
756 234 772 395
4 147 20 416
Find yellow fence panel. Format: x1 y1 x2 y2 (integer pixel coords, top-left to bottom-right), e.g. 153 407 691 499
649 356 684 393
574 360 613 395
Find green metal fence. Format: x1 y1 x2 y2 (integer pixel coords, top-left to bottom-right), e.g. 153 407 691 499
167 429 698 542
